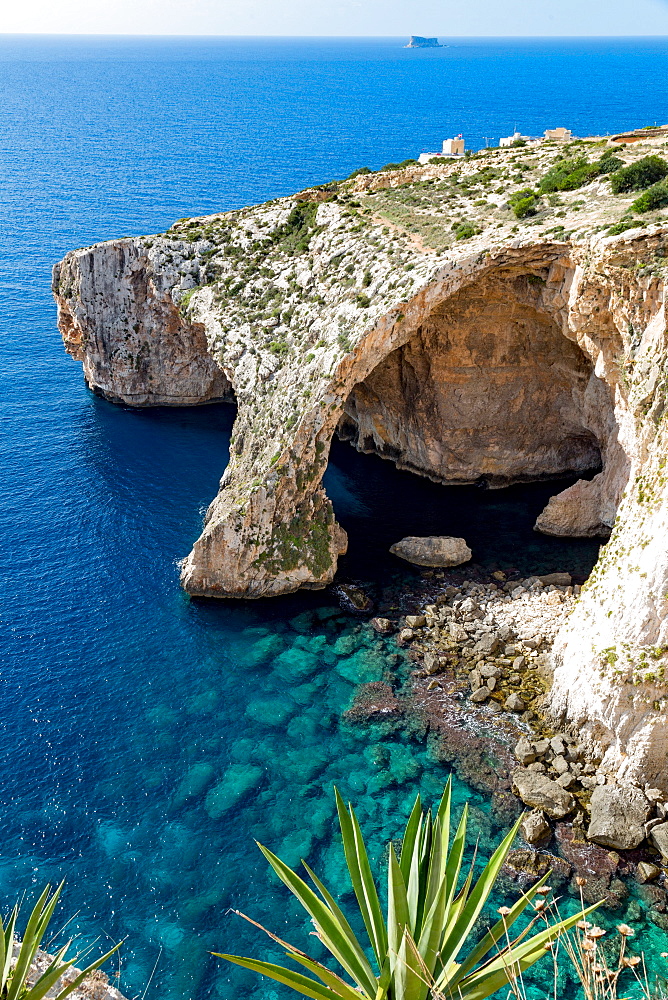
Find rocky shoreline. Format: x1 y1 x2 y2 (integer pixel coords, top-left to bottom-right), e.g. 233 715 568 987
342 567 668 917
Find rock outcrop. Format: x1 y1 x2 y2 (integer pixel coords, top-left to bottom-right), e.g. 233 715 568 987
389 535 472 567
54 134 668 787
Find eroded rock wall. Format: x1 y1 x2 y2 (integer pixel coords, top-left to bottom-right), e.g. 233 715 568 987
339 269 604 487
544 236 668 788
53 242 233 406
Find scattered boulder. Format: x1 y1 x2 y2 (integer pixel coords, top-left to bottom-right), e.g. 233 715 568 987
538 572 572 586
587 785 652 850
334 583 373 612
512 768 576 819
470 686 491 703
423 651 447 674
534 476 611 538
637 861 661 884
521 810 552 846
389 535 472 568
369 617 394 635
514 738 536 765
473 634 501 656
650 821 668 861
405 615 426 628
505 693 525 712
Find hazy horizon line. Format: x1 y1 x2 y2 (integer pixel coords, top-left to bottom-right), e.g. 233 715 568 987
3 31 668 39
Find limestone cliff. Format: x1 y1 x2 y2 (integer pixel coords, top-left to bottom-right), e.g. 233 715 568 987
54 134 668 786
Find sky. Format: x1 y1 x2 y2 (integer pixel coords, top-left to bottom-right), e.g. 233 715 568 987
3 0 668 36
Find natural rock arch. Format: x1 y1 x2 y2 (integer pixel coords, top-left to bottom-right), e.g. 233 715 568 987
55 221 668 787
338 268 607 490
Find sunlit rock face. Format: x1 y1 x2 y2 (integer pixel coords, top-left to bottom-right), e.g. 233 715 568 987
54 147 668 786
53 242 233 407
339 269 604 487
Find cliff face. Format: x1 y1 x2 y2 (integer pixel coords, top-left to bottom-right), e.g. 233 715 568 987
53 241 232 406
54 136 668 785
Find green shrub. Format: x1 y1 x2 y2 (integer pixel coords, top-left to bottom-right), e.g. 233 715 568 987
514 196 537 218
508 188 538 218
215 782 597 1000
597 154 624 175
272 201 320 254
610 155 668 193
269 340 289 356
539 158 588 192
454 222 478 240
631 180 668 213
347 167 372 179
355 293 371 307
540 153 626 194
380 159 418 172
608 218 644 235
362 270 372 287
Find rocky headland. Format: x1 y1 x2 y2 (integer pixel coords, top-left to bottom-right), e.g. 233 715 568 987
54 130 668 815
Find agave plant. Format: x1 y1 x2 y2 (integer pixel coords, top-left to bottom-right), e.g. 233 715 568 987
0 883 121 1000
216 780 598 1000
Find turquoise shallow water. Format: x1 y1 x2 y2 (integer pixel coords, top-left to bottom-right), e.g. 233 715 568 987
2 33 668 1000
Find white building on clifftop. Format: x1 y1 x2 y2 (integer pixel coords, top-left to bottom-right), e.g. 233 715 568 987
418 135 465 164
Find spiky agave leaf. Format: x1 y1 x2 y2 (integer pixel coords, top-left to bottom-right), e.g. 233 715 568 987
216 779 602 1000
0 884 121 1000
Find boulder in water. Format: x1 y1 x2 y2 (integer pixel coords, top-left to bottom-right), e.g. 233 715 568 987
587 784 651 850
389 535 472 568
512 767 575 819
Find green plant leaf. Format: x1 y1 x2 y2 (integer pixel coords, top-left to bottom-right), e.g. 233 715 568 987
450 902 602 1000
406 813 424 934
0 906 17 993
387 845 410 977
443 803 468 911
334 789 387 966
214 954 361 1000
257 842 377 997
6 886 61 1000
399 794 423 884
51 941 123 1000
415 878 449 1000
287 953 371 1000
423 780 452 917
449 872 550 985
438 815 523 977
23 947 76 1000
302 862 367 969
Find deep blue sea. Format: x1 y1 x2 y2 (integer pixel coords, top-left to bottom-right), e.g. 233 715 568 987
2 35 668 1000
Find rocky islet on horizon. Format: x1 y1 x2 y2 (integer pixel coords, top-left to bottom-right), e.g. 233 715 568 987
54 127 668 840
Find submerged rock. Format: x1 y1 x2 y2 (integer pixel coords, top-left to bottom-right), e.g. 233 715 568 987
389 536 472 568
587 785 651 850
204 764 264 820
499 847 571 892
344 681 402 722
